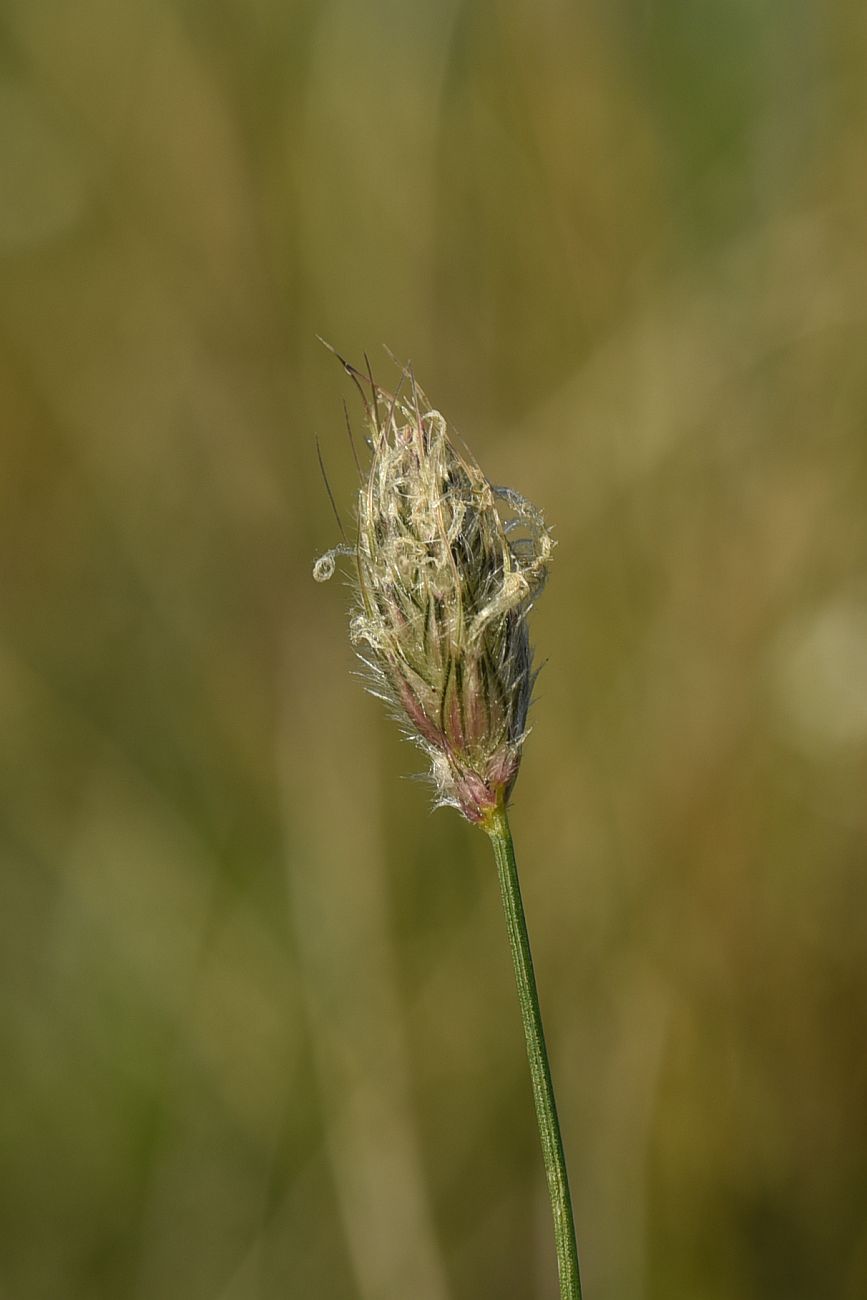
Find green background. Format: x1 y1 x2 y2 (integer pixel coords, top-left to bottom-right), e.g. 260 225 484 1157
2 2 866 1297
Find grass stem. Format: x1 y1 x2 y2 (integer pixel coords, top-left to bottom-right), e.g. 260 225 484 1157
485 804 583 1299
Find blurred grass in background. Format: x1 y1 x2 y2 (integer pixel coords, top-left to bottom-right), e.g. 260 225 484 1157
1 1 866 1297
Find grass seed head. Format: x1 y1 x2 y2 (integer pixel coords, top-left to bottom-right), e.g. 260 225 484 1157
315 354 553 824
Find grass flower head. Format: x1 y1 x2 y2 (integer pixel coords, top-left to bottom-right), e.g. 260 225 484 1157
315 350 554 824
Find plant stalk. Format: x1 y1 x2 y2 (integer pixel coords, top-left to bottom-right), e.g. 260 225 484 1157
485 803 583 1300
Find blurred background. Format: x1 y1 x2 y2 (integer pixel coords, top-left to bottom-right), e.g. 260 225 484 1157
1 1 866 1297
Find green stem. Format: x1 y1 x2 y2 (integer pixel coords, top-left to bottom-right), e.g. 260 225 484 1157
485 804 583 1300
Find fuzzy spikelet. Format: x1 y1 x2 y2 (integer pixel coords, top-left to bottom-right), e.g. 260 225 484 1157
315 355 553 824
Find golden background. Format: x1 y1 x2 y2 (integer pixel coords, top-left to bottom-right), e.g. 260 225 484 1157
1 2 866 1297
